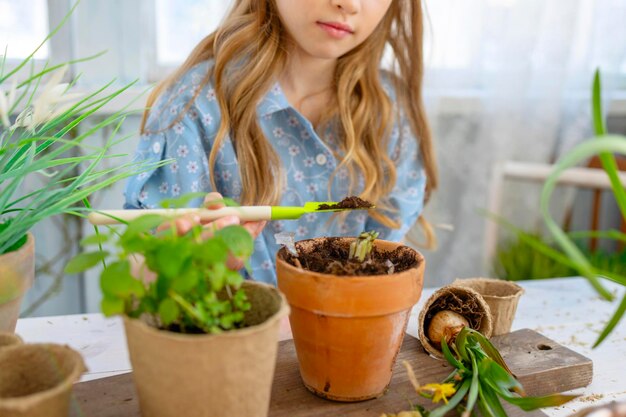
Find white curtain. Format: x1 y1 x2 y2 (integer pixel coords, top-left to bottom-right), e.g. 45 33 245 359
410 0 626 285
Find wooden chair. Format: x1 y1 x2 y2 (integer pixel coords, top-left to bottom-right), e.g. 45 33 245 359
586 155 626 252
484 160 626 267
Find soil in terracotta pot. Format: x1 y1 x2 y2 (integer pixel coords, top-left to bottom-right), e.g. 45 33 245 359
316 196 374 210
280 238 418 276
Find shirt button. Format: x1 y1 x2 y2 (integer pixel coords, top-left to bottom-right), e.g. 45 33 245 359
315 154 327 165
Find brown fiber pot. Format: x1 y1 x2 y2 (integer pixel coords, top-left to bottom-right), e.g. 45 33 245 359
124 281 289 417
453 278 524 335
0 234 34 333
276 238 425 402
0 343 86 417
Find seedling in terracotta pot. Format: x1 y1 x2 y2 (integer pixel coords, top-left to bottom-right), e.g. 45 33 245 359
383 328 577 417
276 230 425 402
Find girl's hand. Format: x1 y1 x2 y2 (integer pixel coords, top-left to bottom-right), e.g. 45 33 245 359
157 192 266 270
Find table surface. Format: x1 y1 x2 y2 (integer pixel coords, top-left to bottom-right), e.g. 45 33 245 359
15 277 626 417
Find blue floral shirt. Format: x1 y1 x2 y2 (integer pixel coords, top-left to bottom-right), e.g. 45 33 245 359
124 61 426 285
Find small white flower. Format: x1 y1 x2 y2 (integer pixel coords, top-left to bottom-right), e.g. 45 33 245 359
177 145 189 158
190 181 199 192
337 168 349 179
206 88 216 101
273 127 284 138
152 142 161 154
296 226 308 237
169 106 178 115
173 123 185 135
202 113 213 125
138 191 149 202
288 116 299 127
158 182 169 194
300 130 311 140
408 170 419 180
339 223 350 233
304 213 316 223
261 260 272 270
303 157 314 167
293 171 304 182
171 184 181 196
356 213 367 223
222 171 232 181
189 109 198 119
407 187 418 197
273 221 284 232
138 172 149 180
288 145 300 156
306 183 318 193
170 161 179 173
13 66 83 132
186 161 199 174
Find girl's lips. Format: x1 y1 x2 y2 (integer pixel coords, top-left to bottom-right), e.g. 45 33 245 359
316 21 354 39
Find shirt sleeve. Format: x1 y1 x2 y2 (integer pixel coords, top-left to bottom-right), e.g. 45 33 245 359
364 108 427 242
124 63 216 210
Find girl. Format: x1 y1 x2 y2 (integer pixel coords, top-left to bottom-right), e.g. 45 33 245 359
125 0 438 284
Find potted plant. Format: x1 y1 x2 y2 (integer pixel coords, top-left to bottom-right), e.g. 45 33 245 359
67 207 289 417
0 4 163 332
275 231 425 402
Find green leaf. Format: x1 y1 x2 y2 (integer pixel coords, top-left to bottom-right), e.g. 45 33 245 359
65 251 109 274
124 214 165 237
466 349 480 414
195 238 229 264
479 356 524 395
441 333 467 371
80 233 110 246
171 268 199 294
593 292 626 347
216 225 254 259
160 192 207 208
479 383 508 417
158 298 180 326
463 328 513 375
498 391 578 411
101 295 124 316
100 260 138 298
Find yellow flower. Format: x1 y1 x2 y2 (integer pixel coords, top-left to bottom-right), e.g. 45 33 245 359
420 383 457 404
380 412 422 417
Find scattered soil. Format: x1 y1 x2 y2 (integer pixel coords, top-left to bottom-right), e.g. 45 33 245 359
279 237 418 276
317 196 374 211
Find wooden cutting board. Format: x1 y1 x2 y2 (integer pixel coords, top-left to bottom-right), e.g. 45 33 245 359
69 329 592 417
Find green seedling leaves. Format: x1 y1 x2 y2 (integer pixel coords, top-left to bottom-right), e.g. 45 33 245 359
64 250 109 274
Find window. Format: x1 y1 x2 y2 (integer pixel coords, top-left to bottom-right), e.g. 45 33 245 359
0 0 49 60
155 0 233 66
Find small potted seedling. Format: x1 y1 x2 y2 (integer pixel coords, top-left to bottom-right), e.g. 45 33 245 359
382 327 577 417
67 206 289 417
276 229 425 402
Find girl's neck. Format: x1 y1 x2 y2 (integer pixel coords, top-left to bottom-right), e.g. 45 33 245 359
279 50 336 127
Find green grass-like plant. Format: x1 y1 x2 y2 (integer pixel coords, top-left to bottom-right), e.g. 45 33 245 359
0 2 165 256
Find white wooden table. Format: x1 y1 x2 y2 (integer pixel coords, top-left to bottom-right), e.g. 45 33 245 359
15 277 626 417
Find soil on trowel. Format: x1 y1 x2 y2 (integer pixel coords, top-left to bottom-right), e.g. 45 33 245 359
280 237 418 276
316 196 374 211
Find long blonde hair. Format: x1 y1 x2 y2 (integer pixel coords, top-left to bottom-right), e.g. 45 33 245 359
141 0 438 241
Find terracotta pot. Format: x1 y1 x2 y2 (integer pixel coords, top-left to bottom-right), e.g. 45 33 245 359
418 285 493 359
0 332 23 350
0 234 35 333
124 281 289 417
276 238 425 402
453 278 524 335
0 343 86 417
